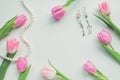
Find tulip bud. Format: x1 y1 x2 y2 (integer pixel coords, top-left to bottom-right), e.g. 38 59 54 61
14 14 27 27
17 57 27 72
97 29 112 45
51 5 65 20
41 66 56 80
83 61 96 74
99 1 110 16
7 38 19 54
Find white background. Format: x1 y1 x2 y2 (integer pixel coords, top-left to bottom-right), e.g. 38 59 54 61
0 0 120 80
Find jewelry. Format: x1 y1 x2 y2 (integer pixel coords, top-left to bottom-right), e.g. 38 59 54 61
76 9 85 37
82 7 92 34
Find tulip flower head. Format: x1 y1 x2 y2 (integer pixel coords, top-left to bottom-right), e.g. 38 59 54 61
99 1 110 16
41 66 57 80
51 5 65 20
83 60 96 74
97 29 112 45
51 0 75 20
14 14 27 27
17 57 28 72
7 38 19 54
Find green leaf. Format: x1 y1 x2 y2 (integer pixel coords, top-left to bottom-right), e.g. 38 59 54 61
0 52 17 80
94 14 113 30
48 60 70 80
18 65 31 80
100 42 120 63
0 16 16 40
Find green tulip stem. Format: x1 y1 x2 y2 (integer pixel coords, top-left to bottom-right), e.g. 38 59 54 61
107 16 120 36
48 60 71 80
108 44 115 51
18 65 31 80
63 0 75 7
57 75 66 80
0 52 17 80
93 70 109 80
100 42 120 63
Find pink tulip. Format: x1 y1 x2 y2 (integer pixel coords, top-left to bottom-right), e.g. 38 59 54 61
51 5 65 20
97 29 112 45
7 38 19 54
99 1 110 16
83 61 96 74
17 57 27 72
14 14 27 27
41 66 56 79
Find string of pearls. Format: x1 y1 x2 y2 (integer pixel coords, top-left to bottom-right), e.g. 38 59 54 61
0 0 34 63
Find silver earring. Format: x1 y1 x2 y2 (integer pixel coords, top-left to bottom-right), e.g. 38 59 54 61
82 7 92 34
76 10 85 37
